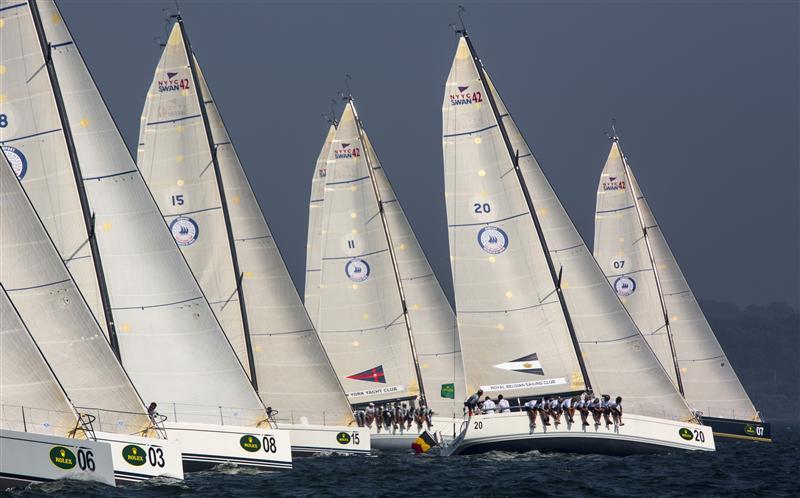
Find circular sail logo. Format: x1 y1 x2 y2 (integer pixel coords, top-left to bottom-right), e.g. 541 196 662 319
345 258 370 282
239 435 261 452
49 446 77 470
678 428 693 441
336 432 352 445
477 226 508 255
169 216 199 246
122 445 146 466
614 276 636 297
2 145 27 179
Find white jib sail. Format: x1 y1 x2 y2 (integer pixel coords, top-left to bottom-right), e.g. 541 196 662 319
0 153 151 434
139 22 353 426
0 285 78 437
594 139 759 421
1 0 265 425
305 125 337 329
443 34 692 421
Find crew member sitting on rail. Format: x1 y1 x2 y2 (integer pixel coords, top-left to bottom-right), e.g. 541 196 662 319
609 396 624 426
497 394 510 413
577 395 590 427
404 403 414 430
424 406 434 430
354 408 366 427
601 395 613 428
365 403 376 428
589 397 602 427
538 398 551 427
464 389 483 417
561 396 575 424
551 397 563 427
524 399 538 430
382 404 394 432
414 404 425 431
481 396 496 415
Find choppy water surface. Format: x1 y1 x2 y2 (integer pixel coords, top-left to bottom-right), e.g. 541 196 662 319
5 424 797 497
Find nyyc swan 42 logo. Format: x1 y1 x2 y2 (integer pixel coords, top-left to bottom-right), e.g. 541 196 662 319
49 446 77 470
345 258 370 282
334 143 360 159
157 71 191 93
614 276 636 297
602 176 626 191
336 432 352 445
2 145 27 179
449 85 483 106
240 435 262 452
477 226 508 255
170 216 199 246
122 445 146 466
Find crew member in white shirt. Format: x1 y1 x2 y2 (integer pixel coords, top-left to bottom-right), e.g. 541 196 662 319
481 396 496 415
497 394 511 413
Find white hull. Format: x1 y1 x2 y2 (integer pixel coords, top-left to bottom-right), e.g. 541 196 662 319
281 424 371 456
369 416 460 451
0 429 115 489
163 422 291 472
94 432 183 483
443 412 716 455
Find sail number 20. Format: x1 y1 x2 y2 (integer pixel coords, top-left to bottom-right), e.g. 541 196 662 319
473 203 491 213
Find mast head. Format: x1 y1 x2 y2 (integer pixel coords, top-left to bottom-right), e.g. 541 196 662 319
605 118 620 143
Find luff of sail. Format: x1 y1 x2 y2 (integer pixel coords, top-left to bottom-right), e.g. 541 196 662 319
305 125 337 329
594 138 759 421
443 33 693 421
139 21 354 425
0 152 151 434
1 0 266 425
0 285 79 437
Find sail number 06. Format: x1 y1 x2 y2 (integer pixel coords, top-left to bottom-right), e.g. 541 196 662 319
77 449 96 471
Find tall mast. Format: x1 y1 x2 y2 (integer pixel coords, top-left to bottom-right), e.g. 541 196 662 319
177 17 259 390
460 31 592 390
28 0 121 361
347 98 428 405
612 134 684 395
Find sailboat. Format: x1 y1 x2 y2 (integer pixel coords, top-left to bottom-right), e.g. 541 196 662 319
441 29 714 455
0 0 290 470
0 259 115 486
307 98 466 450
593 129 770 442
136 18 368 456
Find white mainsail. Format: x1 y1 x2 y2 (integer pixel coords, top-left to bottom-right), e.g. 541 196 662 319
138 21 353 425
0 0 265 425
0 153 150 434
0 285 78 437
443 33 692 421
305 125 337 329
593 137 759 421
314 100 465 411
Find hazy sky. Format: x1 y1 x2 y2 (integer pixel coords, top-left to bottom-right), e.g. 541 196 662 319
58 0 798 307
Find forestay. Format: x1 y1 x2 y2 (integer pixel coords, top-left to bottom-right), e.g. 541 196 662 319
139 21 353 426
0 285 78 437
2 0 265 425
305 125 337 329
0 153 150 434
594 139 759 421
443 34 692 421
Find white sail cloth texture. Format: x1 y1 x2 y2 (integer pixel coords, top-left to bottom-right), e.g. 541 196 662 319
138 22 353 426
0 284 78 437
0 0 266 426
443 35 692 421
594 141 758 421
0 152 151 434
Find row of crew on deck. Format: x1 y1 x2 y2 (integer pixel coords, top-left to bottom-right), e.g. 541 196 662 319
464 390 624 429
353 402 435 434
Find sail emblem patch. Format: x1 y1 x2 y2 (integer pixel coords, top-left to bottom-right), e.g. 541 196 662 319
602 176 626 191
614 276 636 297
49 446 77 470
493 353 544 375
2 145 27 179
170 216 199 246
346 365 386 383
334 143 361 159
449 85 483 106
477 226 508 254
345 258 370 282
